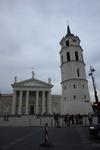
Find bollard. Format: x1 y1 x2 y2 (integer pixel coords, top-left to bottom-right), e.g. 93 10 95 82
44 122 48 145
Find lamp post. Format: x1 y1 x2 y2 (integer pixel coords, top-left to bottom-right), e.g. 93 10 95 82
89 66 100 123
89 66 98 103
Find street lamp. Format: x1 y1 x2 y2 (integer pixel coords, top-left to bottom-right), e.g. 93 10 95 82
89 66 100 123
89 66 98 103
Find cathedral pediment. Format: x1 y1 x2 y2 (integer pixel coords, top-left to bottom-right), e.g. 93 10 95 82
12 78 53 88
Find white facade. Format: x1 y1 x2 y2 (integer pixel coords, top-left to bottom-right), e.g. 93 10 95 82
0 93 61 116
60 26 93 115
11 77 53 115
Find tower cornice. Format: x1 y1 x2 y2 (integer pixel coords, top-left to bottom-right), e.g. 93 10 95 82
61 78 88 84
60 60 85 68
59 45 83 54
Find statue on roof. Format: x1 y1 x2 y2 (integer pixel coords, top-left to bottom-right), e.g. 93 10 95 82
14 76 17 83
48 77 51 84
32 70 35 78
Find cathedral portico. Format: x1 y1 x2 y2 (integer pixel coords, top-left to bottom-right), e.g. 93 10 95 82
11 77 53 115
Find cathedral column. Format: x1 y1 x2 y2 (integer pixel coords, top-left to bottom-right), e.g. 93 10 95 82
42 91 45 115
18 91 23 115
11 90 16 115
48 91 52 114
61 96 64 115
25 91 29 115
36 91 39 114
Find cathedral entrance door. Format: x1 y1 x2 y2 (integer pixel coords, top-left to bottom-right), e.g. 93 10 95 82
29 105 34 115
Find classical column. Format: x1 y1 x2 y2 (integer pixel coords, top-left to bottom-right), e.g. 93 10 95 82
11 90 16 115
36 91 39 114
61 96 64 115
48 91 52 114
42 91 45 115
18 91 23 115
25 91 29 115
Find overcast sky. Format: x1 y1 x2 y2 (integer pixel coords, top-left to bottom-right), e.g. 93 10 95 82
0 0 100 101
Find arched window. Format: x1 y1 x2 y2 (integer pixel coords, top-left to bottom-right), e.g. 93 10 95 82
77 69 80 77
64 96 66 101
61 55 63 64
74 95 76 100
67 52 70 61
75 51 79 61
73 39 76 42
73 84 76 89
66 41 69 46
84 95 86 100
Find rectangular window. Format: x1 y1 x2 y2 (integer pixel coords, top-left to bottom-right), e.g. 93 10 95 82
74 95 76 100
66 41 69 46
84 95 86 100
67 52 70 61
61 55 63 64
75 51 79 61
73 84 76 89
81 53 83 61
73 39 76 42
77 69 80 77
64 96 66 101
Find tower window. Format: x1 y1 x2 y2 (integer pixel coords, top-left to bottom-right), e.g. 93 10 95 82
67 52 70 61
74 95 76 100
64 96 66 101
75 51 79 61
66 41 69 46
77 69 80 77
82 84 84 89
61 55 63 64
64 85 67 90
73 84 76 89
84 95 86 100
81 53 83 61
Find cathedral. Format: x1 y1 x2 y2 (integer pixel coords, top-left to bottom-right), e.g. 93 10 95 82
0 26 93 116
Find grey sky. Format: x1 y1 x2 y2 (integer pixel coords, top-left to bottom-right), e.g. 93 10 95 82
0 0 100 101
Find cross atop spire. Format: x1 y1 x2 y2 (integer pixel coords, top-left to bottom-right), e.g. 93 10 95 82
67 25 71 35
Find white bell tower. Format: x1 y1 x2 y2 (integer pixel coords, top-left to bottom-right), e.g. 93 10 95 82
60 25 93 115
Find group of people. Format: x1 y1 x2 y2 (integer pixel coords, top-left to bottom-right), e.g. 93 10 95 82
54 113 93 127
54 115 61 127
3 114 9 121
64 114 83 126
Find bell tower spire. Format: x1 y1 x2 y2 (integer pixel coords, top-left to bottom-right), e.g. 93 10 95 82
67 25 71 35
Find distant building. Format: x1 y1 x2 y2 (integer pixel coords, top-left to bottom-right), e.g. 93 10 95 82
60 25 93 115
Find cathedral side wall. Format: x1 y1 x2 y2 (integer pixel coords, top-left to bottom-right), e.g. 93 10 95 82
0 94 12 116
